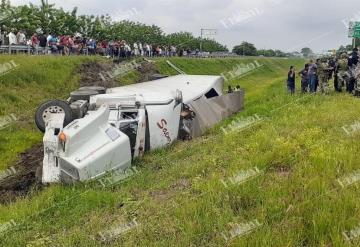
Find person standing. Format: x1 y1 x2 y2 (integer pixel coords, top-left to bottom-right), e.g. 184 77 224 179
60 35 70 55
349 48 359 67
308 60 317 93
30 33 39 54
68 35 75 55
38 33 47 54
336 53 349 92
133 42 139 56
125 43 132 58
287 66 296 94
299 63 309 93
31 33 39 46
47 33 59 54
139 43 143 56
17 30 26 45
348 48 359 94
86 38 96 55
317 57 334 94
170 45 176 57
7 29 17 45
328 56 336 80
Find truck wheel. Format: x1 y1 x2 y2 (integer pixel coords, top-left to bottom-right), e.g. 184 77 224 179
78 86 106 94
35 100 73 133
70 89 99 102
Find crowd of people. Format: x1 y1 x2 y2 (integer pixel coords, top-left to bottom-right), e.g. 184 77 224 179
287 48 360 95
0 29 200 57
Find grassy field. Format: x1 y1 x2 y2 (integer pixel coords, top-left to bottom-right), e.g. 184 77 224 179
1 56 360 246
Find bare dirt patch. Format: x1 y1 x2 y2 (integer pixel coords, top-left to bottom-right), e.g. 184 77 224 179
78 61 118 88
0 144 43 204
78 58 160 88
136 60 160 83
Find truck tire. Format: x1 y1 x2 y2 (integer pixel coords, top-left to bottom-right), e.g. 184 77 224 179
78 86 106 94
70 89 99 102
35 100 73 133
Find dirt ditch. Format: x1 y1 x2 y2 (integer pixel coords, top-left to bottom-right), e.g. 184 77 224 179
0 59 161 204
0 144 43 204
78 58 160 87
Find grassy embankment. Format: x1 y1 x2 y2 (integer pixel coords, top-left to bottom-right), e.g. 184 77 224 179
2 56 360 246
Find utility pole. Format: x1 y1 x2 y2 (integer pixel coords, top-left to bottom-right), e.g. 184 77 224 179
353 38 356 49
200 28 217 53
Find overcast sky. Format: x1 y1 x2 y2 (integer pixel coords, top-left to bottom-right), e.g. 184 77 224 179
12 0 359 52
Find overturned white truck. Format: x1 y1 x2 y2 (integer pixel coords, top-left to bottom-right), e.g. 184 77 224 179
35 75 244 184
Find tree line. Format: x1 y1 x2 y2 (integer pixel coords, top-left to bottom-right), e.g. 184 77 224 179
0 0 228 52
232 42 291 57
233 41 356 58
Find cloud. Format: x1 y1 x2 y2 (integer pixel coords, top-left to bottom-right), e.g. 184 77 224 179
10 0 358 52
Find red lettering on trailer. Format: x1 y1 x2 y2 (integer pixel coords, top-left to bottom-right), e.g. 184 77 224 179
157 119 172 144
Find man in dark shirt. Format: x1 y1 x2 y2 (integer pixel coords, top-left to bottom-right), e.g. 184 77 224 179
287 66 296 94
299 63 309 93
346 48 359 93
348 48 359 67
38 34 47 48
308 60 318 93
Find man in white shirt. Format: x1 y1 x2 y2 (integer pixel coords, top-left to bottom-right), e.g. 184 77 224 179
8 29 17 45
133 42 139 56
125 43 132 58
146 44 151 57
17 30 26 45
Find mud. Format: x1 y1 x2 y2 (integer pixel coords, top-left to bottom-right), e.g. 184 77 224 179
136 60 160 83
0 144 43 204
78 61 118 88
78 58 160 88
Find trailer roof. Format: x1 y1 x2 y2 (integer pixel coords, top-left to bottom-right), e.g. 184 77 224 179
105 75 224 104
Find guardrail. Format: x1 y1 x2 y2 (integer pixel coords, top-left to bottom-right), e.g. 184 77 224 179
0 45 89 55
1 45 31 54
0 45 50 55
0 45 241 58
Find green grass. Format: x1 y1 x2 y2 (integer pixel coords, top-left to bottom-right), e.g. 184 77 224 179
1 56 360 246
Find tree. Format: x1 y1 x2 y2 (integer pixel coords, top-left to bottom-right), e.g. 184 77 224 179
199 38 228 52
346 44 353 51
301 47 313 57
0 1 228 52
233 42 257 56
257 49 276 57
163 32 227 52
274 49 287 57
0 0 10 10
338 45 347 53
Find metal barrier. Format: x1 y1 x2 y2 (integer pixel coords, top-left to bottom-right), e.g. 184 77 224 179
0 45 239 58
0 45 88 55
0 45 32 54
